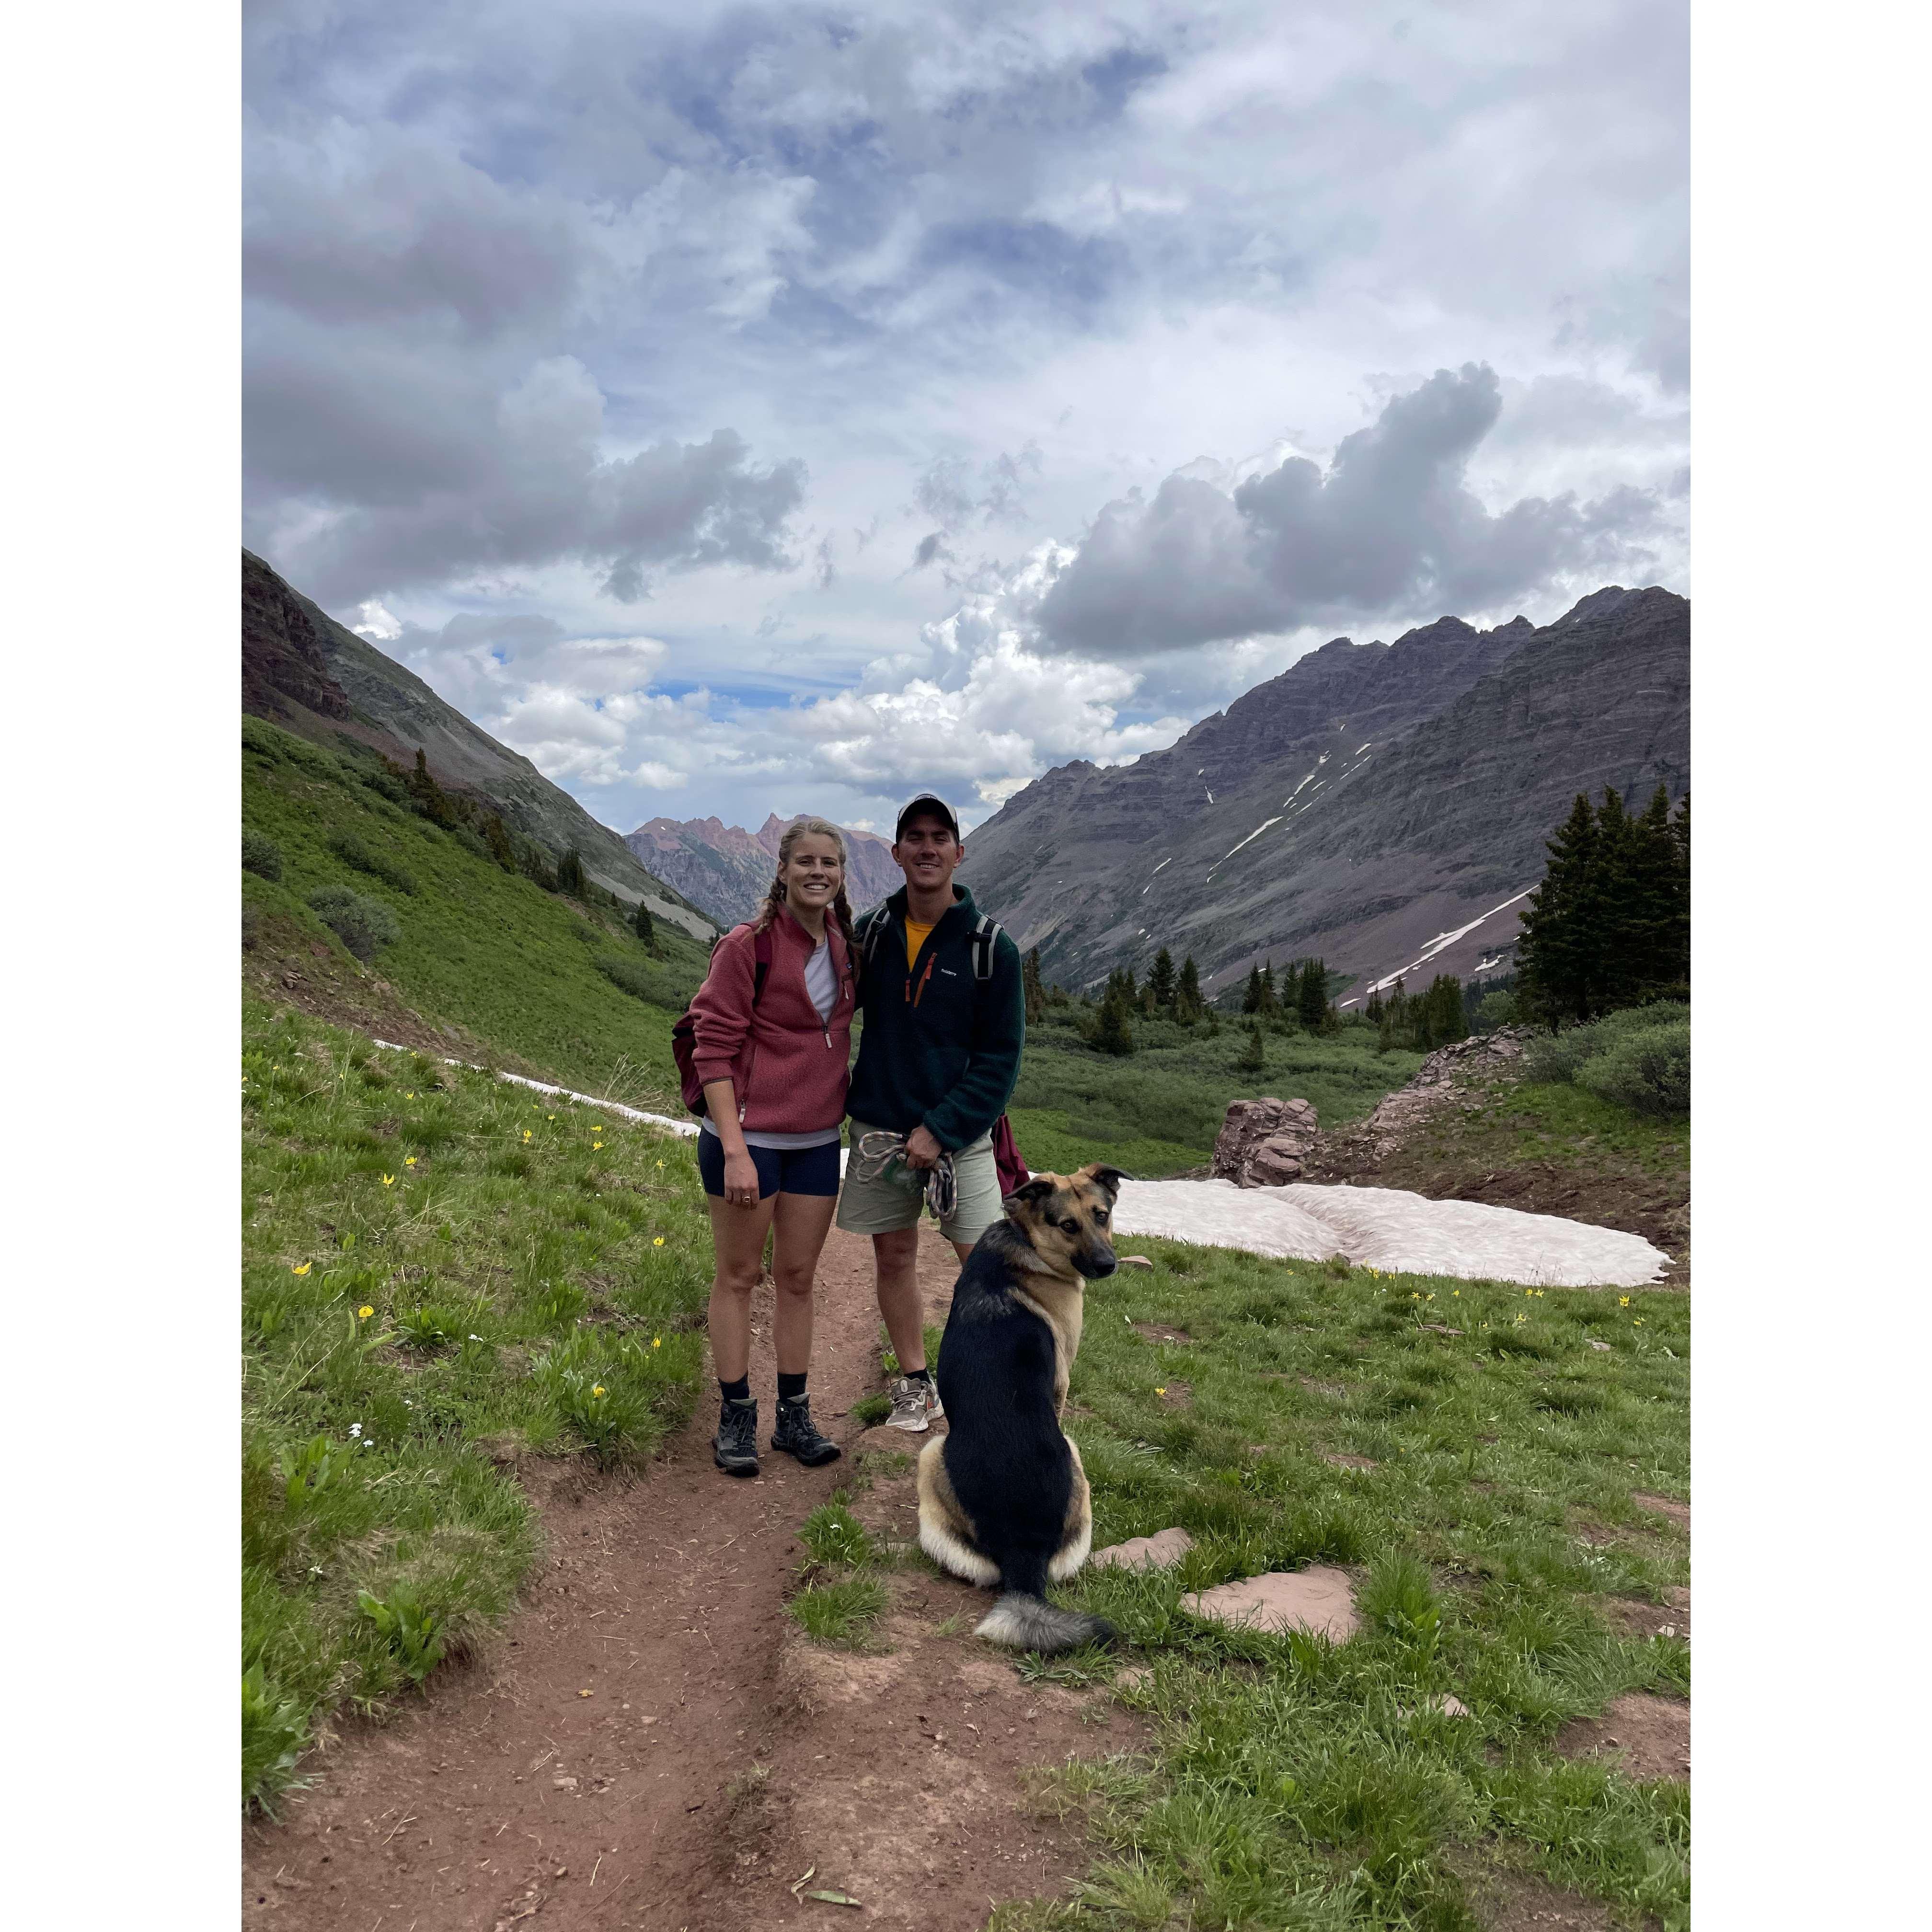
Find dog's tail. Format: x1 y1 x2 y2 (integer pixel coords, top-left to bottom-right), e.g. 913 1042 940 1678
974 1593 1115 1655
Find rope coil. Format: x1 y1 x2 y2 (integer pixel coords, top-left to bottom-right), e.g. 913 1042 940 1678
851 1129 957 1223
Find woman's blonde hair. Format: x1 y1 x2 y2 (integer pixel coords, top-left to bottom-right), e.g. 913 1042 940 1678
756 816 855 944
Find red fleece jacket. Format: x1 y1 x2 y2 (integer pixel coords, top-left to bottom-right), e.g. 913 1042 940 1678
686 908 854 1134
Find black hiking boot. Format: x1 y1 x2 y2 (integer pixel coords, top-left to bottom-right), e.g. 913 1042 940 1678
714 1396 760 1477
771 1395 842 1467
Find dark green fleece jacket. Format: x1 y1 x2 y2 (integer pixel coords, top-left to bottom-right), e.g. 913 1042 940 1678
846 883 1025 1151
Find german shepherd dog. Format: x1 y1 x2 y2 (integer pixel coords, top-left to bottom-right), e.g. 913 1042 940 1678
917 1164 1126 1653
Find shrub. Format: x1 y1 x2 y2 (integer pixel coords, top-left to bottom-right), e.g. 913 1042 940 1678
1474 989 1519 1031
242 828 283 881
326 829 418 896
1524 1001 1689 1088
242 907 263 951
1576 1017 1690 1118
595 952 661 1003
307 886 401 961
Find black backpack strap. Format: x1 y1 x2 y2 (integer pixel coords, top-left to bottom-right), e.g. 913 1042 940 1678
751 924 774 1005
862 907 891 975
971 915 1001 982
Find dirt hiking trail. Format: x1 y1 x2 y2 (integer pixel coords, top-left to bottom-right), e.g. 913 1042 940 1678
243 1223 1139 1932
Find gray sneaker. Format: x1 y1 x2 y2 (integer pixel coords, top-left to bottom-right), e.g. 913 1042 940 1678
886 1374 944 1433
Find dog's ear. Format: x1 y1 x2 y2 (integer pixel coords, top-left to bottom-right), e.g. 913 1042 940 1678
1081 1163 1129 1200
1006 1177 1057 1211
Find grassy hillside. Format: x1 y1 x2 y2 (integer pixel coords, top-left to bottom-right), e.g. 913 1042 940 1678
241 1004 713 1810
1008 1008 1425 1178
242 716 707 1108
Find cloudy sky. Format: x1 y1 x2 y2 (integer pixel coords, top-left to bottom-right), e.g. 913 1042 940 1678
244 0 1688 837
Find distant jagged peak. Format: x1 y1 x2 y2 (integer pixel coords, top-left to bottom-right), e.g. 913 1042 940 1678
1387 612 1480 649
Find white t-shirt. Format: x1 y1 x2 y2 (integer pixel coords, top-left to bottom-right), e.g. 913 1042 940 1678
702 936 842 1151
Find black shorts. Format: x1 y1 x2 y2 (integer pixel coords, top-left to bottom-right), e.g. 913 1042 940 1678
698 1131 841 1200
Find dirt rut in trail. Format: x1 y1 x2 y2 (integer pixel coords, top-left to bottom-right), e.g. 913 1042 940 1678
242 1224 1135 1932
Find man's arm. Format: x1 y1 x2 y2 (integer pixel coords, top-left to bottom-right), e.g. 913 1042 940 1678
920 931 1025 1151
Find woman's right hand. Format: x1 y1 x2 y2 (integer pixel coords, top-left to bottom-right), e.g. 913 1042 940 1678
723 1150 761 1208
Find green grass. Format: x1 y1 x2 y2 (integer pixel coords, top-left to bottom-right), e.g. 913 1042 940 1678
788 1495 893 1648
240 1001 714 1811
1494 1080 1689 1177
242 715 710 1108
1009 1240 1689 1930
1009 1010 1424 1177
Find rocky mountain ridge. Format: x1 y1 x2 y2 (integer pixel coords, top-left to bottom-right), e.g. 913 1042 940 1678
241 550 715 939
962 586 1689 1000
626 812 903 928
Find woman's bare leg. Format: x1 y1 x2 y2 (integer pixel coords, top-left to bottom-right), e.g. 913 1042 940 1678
705 1191 778 1383
770 1192 839 1375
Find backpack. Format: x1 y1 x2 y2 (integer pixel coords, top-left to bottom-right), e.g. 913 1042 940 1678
671 925 774 1117
860 907 1029 1189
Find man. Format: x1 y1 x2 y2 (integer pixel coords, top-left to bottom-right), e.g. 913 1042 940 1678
838 792 1025 1430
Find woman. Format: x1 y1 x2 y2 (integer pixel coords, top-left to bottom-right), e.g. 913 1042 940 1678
685 817 856 1477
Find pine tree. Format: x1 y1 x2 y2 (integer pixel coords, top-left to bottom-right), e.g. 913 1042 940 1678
1149 947 1176 1011
1297 957 1328 1031
482 811 517 873
633 899 656 948
1239 1019 1266 1072
1421 974 1467 1049
1092 980 1136 1056
1517 793 1602 1026
557 847 586 897
408 747 457 828
1364 985 1385 1024
1257 961 1278 1017
1176 954 1202 1024
1023 946 1046 1025
1242 964 1264 1014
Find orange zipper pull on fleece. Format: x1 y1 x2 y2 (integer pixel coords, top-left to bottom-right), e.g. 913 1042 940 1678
910 954 937 1008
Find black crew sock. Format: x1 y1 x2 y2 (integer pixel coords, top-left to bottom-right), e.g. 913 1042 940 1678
902 1365 932 1386
777 1371 807 1403
719 1375 751 1404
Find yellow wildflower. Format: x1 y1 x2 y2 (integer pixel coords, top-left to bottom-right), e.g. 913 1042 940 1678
523 1129 532 1141
1618 1295 1632 1308
591 1385 606 1398
357 1304 374 1319
652 1337 662 1349
404 1155 417 1167
291 1262 311 1276
1154 1386 1167 1396
653 1237 665 1248
579 1689 592 1698
593 1141 604 1151
381 1174 395 1187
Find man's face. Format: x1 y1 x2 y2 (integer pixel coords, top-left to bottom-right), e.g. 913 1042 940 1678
893 813 962 894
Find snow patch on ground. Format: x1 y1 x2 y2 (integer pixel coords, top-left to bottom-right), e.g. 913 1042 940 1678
1152 858 1172 874
370 1039 700 1138
1219 816 1283 863
1112 1178 1665 1287
1284 772 1316 805
1367 889 1534 995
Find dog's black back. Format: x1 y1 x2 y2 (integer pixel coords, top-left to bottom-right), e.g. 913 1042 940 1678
935 1232 1075 1599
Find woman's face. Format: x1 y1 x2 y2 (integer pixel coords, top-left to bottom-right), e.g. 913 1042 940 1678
782 834 844 913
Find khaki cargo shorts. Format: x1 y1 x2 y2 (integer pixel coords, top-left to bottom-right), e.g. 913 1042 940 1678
836 1120 1003 1248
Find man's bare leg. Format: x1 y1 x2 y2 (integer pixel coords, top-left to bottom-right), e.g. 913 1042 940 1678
872 1225 926 1372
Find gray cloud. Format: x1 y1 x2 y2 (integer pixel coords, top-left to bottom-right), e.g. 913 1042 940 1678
911 532 954 570
245 132 591 340
1036 365 1667 655
246 344 806 604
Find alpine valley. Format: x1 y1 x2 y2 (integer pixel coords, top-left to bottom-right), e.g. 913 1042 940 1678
961 586 1689 1003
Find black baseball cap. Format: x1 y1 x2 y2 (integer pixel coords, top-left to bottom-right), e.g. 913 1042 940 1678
894 792 961 841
